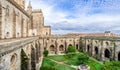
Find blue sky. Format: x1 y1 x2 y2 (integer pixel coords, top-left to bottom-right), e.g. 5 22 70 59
26 0 120 34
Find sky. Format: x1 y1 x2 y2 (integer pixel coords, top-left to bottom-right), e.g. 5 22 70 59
26 0 120 34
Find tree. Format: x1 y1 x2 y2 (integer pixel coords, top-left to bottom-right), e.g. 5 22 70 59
79 37 83 52
66 45 76 58
67 45 76 53
43 50 49 57
101 61 120 70
78 54 89 64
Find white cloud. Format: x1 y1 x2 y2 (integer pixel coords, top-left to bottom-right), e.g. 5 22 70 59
26 0 120 34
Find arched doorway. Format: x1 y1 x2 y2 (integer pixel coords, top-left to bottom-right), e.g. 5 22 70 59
31 46 36 70
95 47 98 55
118 52 120 61
49 45 55 54
76 44 79 50
105 49 110 58
21 49 29 70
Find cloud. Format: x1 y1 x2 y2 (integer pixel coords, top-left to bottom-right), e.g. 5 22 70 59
26 0 120 34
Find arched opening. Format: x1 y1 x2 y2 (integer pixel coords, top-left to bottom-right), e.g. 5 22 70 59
49 45 55 54
105 49 110 58
118 52 120 61
87 45 90 53
59 45 64 51
87 45 91 55
69 44 72 46
95 47 98 55
31 46 36 70
11 53 17 65
21 49 29 70
76 44 79 50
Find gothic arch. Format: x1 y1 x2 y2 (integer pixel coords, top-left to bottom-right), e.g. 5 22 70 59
118 52 120 61
49 44 55 54
87 45 90 53
76 44 79 50
11 53 17 66
59 44 64 51
104 49 110 58
95 47 98 55
21 49 29 70
68 44 72 46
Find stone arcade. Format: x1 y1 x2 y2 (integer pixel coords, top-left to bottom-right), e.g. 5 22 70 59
0 0 120 70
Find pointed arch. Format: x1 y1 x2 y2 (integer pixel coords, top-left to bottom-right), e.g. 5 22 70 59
49 44 55 54
21 49 29 70
95 47 98 55
104 49 110 58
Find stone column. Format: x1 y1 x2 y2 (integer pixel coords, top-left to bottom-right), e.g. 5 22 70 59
101 47 105 61
91 46 95 57
28 59 31 70
0 5 2 39
21 18 23 37
13 11 16 38
26 20 28 37
115 52 118 61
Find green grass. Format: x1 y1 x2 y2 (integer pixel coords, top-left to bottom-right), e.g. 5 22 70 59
55 64 76 70
41 58 57 67
41 53 102 70
47 55 68 62
41 57 76 70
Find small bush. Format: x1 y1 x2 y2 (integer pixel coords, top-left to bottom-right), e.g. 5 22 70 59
67 45 76 53
43 50 49 57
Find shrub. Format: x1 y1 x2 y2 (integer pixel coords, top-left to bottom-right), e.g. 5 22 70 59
67 45 76 53
43 50 49 57
77 54 89 64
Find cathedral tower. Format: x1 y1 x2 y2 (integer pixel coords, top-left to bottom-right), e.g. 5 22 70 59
27 1 32 15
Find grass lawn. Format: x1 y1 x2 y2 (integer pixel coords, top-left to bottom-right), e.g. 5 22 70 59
41 53 102 70
41 57 76 70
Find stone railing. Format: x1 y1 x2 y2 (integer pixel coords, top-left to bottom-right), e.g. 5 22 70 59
0 37 39 57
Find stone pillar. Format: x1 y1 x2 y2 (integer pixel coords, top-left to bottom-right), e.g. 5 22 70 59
26 20 28 37
28 59 31 70
13 10 16 38
91 46 95 57
21 18 23 37
0 5 2 39
115 52 118 61
101 48 105 61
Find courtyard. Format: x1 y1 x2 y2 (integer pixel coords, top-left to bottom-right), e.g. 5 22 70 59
40 53 102 70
